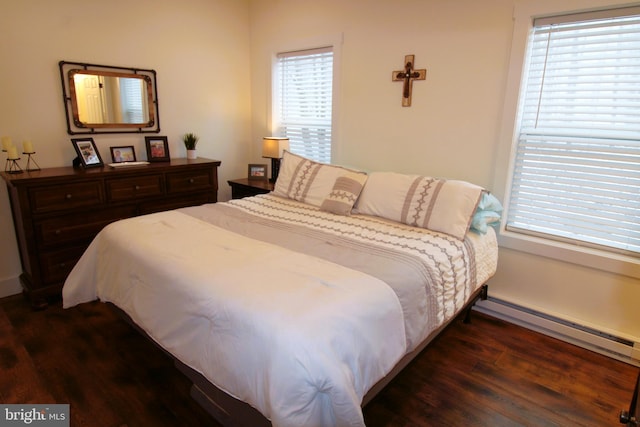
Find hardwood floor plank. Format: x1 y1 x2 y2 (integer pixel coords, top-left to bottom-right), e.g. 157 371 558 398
365 311 638 427
0 305 56 404
1 296 216 427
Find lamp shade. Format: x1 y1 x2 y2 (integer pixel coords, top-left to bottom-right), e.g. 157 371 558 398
262 137 290 159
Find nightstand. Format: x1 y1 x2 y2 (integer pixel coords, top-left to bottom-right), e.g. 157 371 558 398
228 178 274 199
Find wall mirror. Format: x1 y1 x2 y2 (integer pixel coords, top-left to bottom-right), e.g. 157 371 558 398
59 61 160 134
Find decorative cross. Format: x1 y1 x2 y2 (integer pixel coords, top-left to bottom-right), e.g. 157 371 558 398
392 54 426 107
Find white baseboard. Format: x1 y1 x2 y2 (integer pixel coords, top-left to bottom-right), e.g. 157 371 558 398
0 276 22 299
475 297 640 367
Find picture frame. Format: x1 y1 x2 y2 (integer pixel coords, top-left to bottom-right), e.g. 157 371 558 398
145 136 170 162
71 138 104 168
248 164 268 181
110 146 137 163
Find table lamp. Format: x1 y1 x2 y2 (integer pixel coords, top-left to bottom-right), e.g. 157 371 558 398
262 137 289 182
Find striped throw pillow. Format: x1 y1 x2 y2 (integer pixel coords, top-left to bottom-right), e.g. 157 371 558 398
320 172 368 216
354 172 483 240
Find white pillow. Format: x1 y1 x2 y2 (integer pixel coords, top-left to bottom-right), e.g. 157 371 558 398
354 172 484 240
274 151 367 212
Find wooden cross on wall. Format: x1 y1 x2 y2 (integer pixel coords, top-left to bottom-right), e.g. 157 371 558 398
392 54 426 107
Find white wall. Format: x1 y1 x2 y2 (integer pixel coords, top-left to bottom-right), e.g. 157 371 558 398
249 0 512 185
248 0 640 344
0 0 252 296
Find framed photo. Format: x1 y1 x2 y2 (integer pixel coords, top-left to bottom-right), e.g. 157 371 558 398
248 164 268 181
71 138 103 168
110 146 136 163
145 136 170 162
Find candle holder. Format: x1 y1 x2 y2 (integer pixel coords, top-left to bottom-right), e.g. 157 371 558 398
5 157 23 174
24 151 41 171
2 150 24 174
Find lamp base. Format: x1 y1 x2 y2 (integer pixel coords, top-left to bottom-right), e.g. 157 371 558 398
270 158 281 183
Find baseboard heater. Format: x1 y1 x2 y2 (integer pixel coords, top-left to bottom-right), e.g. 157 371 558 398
475 297 640 367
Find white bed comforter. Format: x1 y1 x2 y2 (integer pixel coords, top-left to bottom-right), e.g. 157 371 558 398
63 210 407 427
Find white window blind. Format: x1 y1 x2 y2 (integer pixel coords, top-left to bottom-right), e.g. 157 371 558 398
274 47 333 163
507 7 640 255
119 78 146 124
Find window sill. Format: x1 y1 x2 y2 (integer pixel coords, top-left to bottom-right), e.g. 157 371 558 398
497 229 640 280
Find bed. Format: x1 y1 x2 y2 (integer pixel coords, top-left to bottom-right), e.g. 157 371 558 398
63 151 500 427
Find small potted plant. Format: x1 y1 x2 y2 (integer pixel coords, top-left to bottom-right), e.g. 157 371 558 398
183 132 199 159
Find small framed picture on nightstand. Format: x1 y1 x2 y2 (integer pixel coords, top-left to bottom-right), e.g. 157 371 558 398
248 164 268 181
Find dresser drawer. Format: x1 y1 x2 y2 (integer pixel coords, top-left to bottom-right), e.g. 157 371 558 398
107 174 164 201
39 246 87 284
30 181 104 214
36 206 137 246
166 169 213 194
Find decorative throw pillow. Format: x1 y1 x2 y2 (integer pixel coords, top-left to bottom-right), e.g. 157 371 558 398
274 151 367 209
470 209 502 234
470 192 503 234
354 172 484 240
320 172 368 215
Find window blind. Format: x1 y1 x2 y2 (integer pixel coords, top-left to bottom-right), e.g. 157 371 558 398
119 78 145 123
275 47 333 163
507 8 640 255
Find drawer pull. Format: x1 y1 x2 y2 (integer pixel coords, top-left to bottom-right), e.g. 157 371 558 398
66 194 72 199
189 178 195 184
55 229 62 235
135 185 140 190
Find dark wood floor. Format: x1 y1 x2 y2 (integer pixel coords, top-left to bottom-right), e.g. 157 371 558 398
1 293 637 427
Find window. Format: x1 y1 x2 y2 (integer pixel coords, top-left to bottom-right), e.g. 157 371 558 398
273 47 334 163
506 7 640 256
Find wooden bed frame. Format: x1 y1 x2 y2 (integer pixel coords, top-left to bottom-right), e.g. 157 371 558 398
112 283 488 426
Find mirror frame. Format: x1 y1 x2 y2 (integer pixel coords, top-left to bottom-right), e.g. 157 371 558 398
59 60 161 135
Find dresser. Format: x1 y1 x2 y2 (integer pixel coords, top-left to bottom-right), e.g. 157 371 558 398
1 157 221 308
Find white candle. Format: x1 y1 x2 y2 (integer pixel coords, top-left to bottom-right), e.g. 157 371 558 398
1 136 12 151
7 146 18 159
23 140 33 153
